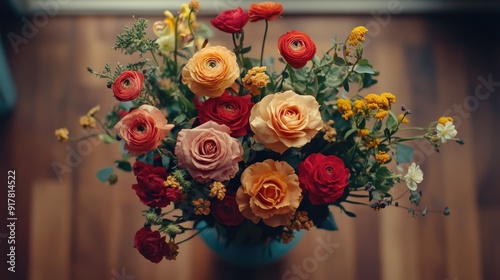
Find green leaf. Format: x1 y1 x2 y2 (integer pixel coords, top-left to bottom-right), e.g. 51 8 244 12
317 210 338 231
344 127 358 139
96 167 114 183
242 142 250 163
161 156 170 168
342 78 349 92
353 64 375 74
240 46 252 54
373 120 382 131
115 160 132 172
443 207 450 216
396 144 414 164
98 133 116 144
173 113 187 124
386 110 399 131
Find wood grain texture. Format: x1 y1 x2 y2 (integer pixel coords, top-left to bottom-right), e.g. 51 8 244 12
0 12 498 280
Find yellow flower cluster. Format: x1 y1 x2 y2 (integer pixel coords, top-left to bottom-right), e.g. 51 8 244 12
336 98 353 120
375 151 391 164
353 99 366 115
287 211 314 231
164 175 182 189
366 137 380 149
280 231 295 244
362 92 396 120
54 128 69 142
192 198 211 215
242 66 270 95
438 116 454 125
79 104 100 129
79 115 96 129
321 120 337 142
209 181 226 200
358 128 370 137
348 26 368 46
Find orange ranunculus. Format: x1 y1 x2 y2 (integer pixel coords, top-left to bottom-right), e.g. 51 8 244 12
112 70 144 101
181 46 239 98
278 30 316 69
249 90 323 154
236 159 302 227
248 2 283 22
114 105 174 156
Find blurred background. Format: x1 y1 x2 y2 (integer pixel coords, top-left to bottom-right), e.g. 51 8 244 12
0 0 499 279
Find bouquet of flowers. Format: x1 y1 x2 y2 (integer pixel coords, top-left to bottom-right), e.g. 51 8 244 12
55 1 463 264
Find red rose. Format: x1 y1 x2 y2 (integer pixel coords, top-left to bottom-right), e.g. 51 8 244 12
195 91 254 137
112 70 144 101
165 188 183 203
298 153 350 205
211 194 245 226
210 7 249 34
278 30 316 69
248 2 283 22
134 227 169 263
133 160 149 176
132 165 171 208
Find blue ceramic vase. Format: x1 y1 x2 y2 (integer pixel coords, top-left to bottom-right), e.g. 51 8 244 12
197 221 304 267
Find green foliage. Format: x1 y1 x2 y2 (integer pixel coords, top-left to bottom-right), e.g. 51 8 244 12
114 18 158 56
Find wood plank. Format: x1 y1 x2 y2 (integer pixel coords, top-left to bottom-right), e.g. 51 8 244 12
29 180 71 280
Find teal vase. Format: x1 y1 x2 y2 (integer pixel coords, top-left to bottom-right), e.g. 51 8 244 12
197 221 304 267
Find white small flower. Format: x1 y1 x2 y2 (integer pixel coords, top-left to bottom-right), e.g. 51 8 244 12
404 162 423 191
436 121 457 143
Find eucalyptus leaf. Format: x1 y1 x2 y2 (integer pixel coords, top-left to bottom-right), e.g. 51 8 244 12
396 144 414 164
115 160 132 172
353 64 375 74
386 110 399 131
99 133 116 144
96 167 114 183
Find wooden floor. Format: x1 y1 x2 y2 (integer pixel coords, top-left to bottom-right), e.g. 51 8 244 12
1 10 499 280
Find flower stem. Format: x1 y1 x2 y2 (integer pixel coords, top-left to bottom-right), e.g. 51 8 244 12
344 199 369 206
175 226 207 245
259 20 269 67
187 9 197 52
173 15 180 77
95 118 113 137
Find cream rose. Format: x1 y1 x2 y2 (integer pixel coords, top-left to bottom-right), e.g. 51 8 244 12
181 46 239 98
174 121 243 183
236 159 302 227
249 90 323 154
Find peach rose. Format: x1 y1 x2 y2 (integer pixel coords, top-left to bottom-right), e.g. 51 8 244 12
114 105 174 156
249 90 323 154
174 121 243 183
236 159 302 227
181 46 239 98
248 2 283 22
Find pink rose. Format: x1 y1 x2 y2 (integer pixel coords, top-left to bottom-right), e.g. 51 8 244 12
114 105 174 156
174 121 243 183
